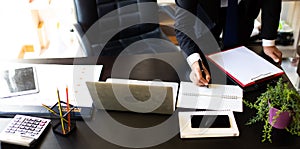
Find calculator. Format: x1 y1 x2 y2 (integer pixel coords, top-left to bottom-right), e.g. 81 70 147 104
0 115 51 147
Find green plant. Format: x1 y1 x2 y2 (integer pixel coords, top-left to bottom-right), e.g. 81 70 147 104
244 77 300 143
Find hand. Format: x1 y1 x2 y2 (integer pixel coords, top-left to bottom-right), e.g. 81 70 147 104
263 46 282 64
190 60 211 86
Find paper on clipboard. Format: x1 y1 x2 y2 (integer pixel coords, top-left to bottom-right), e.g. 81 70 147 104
206 46 284 87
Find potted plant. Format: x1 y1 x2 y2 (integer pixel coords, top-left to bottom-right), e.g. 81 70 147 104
244 77 300 143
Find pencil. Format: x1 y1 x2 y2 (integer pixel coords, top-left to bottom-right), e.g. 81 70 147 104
66 85 71 131
41 104 68 123
57 88 66 134
42 104 57 115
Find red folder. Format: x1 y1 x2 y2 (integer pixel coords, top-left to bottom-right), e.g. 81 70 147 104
206 46 284 88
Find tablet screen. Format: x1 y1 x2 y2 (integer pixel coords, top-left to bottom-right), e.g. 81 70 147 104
0 67 39 98
191 115 230 128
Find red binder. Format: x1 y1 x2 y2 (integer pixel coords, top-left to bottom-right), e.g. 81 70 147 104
206 46 284 88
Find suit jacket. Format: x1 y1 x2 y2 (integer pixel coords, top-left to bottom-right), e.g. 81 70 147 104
175 0 282 57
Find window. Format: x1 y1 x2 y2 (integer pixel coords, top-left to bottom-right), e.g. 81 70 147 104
0 0 79 59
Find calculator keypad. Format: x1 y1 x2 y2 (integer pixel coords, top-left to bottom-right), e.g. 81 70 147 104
0 115 51 146
4 115 50 139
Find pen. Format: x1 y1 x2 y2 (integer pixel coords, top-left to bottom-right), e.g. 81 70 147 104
57 88 66 134
198 59 209 88
66 85 71 131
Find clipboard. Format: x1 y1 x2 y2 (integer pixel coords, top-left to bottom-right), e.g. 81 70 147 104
206 46 284 88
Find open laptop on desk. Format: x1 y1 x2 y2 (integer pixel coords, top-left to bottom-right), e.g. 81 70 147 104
0 63 102 119
86 78 178 114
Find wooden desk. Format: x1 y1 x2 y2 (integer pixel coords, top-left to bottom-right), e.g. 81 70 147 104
1 51 300 149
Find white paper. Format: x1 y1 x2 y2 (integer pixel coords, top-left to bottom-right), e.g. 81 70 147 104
177 81 243 112
207 46 284 87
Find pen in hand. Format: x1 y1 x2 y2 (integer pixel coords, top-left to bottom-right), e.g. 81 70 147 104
198 59 209 88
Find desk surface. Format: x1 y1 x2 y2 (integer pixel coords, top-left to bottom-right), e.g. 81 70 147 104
1 51 300 149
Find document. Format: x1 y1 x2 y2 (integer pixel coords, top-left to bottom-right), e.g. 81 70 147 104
178 111 239 138
176 81 243 112
207 46 284 87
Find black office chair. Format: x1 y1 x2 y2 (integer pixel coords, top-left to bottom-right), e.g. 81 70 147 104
73 0 179 56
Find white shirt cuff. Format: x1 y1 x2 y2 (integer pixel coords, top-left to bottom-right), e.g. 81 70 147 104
187 53 201 67
262 39 275 47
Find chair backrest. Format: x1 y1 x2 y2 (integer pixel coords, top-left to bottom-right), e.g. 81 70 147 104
74 0 160 36
74 0 170 56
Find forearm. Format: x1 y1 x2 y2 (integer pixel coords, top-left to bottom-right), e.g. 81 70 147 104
261 0 282 40
175 0 199 56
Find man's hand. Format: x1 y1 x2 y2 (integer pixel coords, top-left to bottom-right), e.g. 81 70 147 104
263 46 282 64
190 60 211 86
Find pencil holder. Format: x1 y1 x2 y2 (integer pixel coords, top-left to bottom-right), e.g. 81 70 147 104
48 101 76 136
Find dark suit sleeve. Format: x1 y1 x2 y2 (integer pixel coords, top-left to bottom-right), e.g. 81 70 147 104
260 0 282 40
174 0 200 56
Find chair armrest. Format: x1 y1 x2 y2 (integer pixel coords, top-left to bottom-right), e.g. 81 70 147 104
73 23 92 56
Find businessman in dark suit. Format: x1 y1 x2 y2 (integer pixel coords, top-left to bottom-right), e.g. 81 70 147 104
175 0 282 86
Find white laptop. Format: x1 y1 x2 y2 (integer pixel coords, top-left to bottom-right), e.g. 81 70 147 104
86 78 178 114
0 63 103 119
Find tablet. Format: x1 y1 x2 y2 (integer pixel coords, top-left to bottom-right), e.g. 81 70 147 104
0 66 39 98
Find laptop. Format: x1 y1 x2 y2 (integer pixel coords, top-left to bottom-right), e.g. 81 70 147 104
86 79 178 114
0 64 103 119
